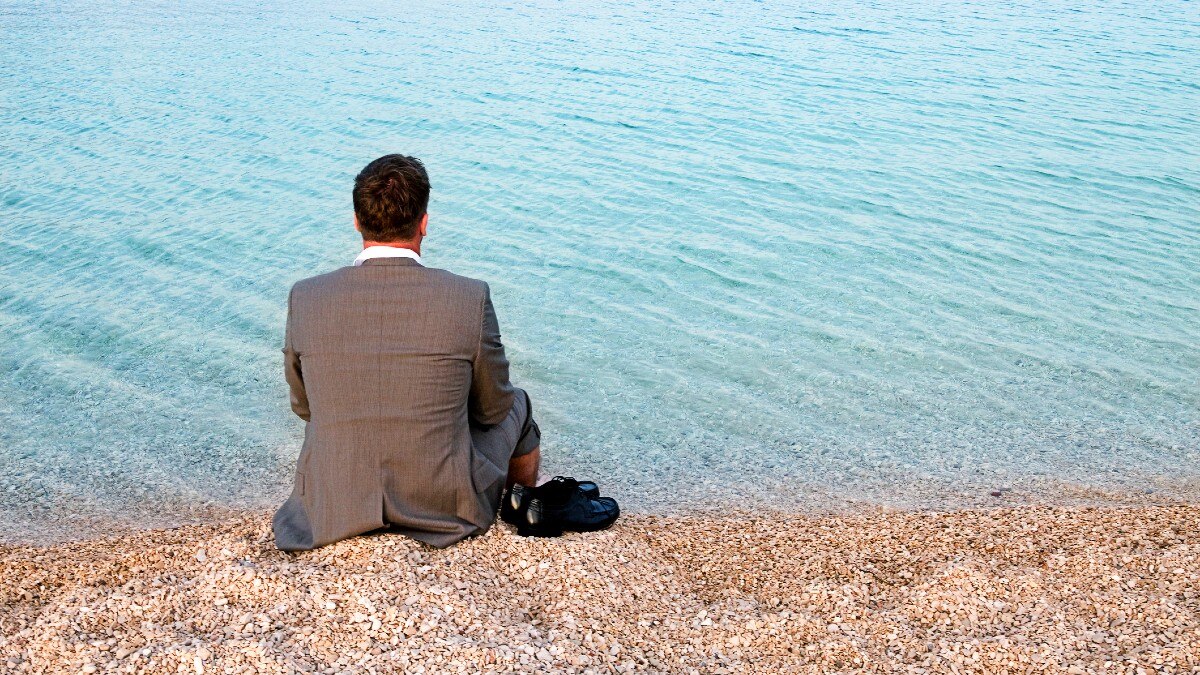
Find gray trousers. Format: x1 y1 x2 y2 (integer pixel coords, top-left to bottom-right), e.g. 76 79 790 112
475 387 541 460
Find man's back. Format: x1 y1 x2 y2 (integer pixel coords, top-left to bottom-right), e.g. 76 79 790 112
273 256 530 549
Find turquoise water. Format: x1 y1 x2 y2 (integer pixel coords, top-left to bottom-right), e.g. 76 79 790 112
2 0 1198 539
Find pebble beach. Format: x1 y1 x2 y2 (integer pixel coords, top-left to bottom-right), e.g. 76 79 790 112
2 504 1197 674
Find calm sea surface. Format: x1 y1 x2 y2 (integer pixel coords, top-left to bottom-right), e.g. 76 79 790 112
2 0 1198 539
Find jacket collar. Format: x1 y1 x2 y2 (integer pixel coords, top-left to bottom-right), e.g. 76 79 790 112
358 257 423 267
354 245 423 266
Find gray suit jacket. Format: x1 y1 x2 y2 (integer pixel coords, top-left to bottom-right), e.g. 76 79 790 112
272 257 517 550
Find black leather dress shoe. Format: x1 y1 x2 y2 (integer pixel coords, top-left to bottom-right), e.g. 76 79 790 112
500 477 599 526
513 477 619 537
500 484 532 526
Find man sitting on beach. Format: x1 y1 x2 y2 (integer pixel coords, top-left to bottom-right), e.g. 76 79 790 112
272 154 617 550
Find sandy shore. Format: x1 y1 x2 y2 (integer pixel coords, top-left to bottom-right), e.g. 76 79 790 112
1 505 1197 674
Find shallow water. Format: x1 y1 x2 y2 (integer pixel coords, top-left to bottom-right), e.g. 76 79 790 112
2 0 1198 539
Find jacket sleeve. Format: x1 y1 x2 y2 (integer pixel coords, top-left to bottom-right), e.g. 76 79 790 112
469 283 515 427
283 285 311 422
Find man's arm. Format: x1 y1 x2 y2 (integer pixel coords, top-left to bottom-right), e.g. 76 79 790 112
469 284 515 427
283 286 310 422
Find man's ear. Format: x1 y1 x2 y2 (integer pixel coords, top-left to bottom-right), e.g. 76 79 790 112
353 213 361 233
418 213 429 238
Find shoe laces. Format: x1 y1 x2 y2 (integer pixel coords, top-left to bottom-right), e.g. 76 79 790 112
536 476 581 504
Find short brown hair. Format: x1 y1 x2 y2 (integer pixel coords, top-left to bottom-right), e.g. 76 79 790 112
352 155 430 241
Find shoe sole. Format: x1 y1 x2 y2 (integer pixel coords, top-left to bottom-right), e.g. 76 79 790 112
516 523 564 537
516 506 619 538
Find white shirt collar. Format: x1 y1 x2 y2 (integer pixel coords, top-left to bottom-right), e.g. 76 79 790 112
353 246 423 267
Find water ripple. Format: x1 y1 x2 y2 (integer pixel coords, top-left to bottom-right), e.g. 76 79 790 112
1 0 1198 539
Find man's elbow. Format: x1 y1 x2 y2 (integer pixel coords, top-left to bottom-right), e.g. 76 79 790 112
471 395 514 427
291 398 311 421
471 408 506 427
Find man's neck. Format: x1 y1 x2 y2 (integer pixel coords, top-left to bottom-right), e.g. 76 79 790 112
362 240 421 256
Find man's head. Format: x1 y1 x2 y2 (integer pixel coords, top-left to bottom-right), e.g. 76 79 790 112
352 154 430 243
